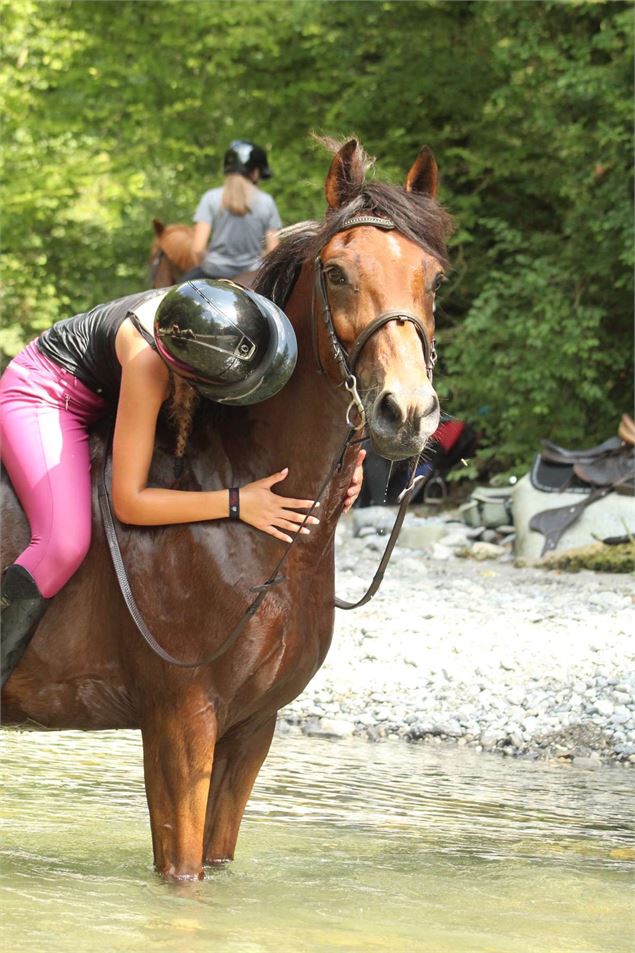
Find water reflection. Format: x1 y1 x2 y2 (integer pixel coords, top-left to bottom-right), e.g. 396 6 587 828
1 729 633 953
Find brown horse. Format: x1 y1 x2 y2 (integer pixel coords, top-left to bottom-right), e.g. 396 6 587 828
149 218 257 289
149 219 197 287
1 139 452 880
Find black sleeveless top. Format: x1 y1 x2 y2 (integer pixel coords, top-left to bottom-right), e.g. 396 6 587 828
38 288 167 404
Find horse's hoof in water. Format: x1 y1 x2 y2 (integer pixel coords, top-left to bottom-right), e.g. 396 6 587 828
158 865 204 883
205 856 233 868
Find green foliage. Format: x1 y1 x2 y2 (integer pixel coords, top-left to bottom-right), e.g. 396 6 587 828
539 541 635 574
1 0 632 470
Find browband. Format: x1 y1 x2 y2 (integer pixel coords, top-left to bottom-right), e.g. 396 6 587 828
341 216 395 231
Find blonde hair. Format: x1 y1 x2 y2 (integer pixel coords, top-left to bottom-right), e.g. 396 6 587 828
221 173 255 216
167 372 200 473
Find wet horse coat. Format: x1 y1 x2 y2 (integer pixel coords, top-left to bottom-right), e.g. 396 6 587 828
1 139 452 879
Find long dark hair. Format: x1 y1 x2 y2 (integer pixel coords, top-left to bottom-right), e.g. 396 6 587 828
167 372 200 471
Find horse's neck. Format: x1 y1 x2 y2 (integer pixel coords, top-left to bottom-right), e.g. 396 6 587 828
266 271 350 453
218 268 354 500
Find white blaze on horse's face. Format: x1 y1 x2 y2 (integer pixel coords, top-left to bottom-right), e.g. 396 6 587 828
322 227 443 460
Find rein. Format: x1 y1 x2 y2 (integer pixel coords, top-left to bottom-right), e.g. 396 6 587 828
101 215 434 666
99 427 354 668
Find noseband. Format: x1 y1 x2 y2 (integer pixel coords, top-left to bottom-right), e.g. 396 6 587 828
313 215 437 427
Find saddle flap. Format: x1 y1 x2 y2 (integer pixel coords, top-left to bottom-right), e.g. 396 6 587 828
529 491 605 556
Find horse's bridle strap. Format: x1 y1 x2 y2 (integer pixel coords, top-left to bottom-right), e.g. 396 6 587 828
346 310 432 371
313 256 436 385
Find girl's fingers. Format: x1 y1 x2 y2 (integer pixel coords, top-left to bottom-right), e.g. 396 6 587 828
260 468 289 488
264 526 293 543
280 497 319 511
279 510 319 525
273 518 311 533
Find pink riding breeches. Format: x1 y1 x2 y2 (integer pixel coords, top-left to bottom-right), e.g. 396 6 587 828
0 341 108 597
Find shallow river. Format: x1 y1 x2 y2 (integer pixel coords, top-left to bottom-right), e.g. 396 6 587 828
1 729 633 953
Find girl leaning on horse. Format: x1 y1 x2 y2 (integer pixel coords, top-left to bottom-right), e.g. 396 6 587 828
0 279 365 687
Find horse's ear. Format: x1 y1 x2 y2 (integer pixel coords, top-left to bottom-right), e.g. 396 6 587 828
324 138 366 209
404 146 438 198
152 218 165 236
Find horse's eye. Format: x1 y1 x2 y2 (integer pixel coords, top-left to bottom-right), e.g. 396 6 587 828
432 273 447 293
326 265 348 286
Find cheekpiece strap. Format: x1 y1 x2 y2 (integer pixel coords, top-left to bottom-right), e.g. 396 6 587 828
341 216 395 231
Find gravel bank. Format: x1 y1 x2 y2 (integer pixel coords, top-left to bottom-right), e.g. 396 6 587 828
280 507 635 766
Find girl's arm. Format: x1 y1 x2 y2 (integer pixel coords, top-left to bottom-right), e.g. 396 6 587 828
111 341 318 543
191 221 212 265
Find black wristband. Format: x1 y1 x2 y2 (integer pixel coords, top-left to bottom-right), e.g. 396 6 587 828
228 487 240 521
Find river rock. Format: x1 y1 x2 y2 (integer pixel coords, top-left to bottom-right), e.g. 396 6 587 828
469 542 507 560
398 523 449 550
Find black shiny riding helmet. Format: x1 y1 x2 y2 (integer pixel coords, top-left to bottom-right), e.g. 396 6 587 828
154 280 297 404
223 140 273 179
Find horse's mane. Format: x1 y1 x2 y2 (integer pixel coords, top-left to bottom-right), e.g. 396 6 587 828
254 183 453 307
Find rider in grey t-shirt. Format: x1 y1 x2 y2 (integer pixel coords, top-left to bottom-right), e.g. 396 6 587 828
188 140 282 279
194 186 282 278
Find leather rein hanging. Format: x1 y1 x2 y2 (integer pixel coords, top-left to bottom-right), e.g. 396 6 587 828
100 214 436 665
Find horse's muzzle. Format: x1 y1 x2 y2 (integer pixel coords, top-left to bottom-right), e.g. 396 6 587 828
367 386 440 460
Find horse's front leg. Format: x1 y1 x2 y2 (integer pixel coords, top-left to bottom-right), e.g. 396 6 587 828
141 692 218 881
204 714 277 865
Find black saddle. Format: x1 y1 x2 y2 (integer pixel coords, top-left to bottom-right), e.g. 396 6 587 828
529 438 634 556
540 435 624 465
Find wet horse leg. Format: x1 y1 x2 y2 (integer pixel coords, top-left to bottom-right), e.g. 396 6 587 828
141 696 218 880
203 714 277 865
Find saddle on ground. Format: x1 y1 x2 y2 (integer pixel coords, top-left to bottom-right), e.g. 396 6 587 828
529 426 635 555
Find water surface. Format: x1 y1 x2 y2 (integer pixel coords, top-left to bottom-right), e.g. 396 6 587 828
1 729 633 953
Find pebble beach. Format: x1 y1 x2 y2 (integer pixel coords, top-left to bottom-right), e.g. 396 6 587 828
280 507 635 766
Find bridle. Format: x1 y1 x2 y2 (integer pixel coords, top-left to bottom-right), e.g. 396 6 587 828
100 214 437 665
313 214 436 428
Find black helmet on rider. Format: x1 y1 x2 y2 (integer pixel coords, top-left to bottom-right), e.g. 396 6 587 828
154 280 297 405
223 140 273 180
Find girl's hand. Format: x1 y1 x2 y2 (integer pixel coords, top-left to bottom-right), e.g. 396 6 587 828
342 449 366 513
239 468 320 543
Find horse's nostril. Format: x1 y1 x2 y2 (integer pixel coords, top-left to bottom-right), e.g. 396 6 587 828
376 392 404 429
427 395 440 419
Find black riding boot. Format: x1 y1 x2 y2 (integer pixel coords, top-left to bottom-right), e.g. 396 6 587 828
1 565 50 688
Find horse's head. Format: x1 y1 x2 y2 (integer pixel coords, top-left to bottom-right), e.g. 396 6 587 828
149 219 196 288
317 139 452 461
254 139 454 462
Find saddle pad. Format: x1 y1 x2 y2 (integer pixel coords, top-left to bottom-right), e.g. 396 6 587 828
530 455 590 494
